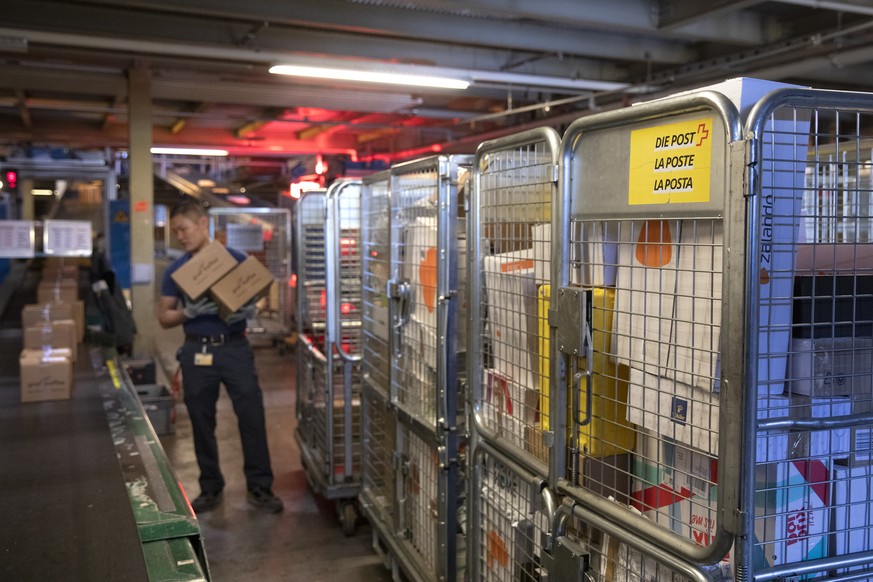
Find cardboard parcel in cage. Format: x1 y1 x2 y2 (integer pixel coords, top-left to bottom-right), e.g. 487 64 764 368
612 78 811 396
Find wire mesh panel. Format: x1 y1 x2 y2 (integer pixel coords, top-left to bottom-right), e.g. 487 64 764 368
390 165 441 425
400 428 441 577
329 180 364 358
554 89 746 578
470 445 550 581
294 191 327 458
325 180 364 490
296 190 328 340
294 185 361 505
359 171 397 543
361 171 391 398
741 89 873 580
389 155 471 430
470 128 560 473
208 207 292 340
296 335 321 463
361 387 396 529
383 155 471 582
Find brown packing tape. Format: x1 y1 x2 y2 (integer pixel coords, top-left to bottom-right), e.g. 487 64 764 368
23 319 78 361
37 281 79 304
21 302 75 329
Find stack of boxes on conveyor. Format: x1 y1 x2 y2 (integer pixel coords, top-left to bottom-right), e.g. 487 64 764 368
19 259 85 403
170 241 274 319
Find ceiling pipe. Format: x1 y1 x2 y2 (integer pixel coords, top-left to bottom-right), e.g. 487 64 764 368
0 26 629 94
775 0 873 16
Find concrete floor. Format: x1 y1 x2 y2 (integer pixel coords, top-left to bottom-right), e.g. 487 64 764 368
153 310 392 581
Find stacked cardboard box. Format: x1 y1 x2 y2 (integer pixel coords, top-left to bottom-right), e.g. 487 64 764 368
171 241 273 317
20 348 74 403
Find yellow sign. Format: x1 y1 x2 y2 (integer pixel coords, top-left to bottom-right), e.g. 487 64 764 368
628 117 713 205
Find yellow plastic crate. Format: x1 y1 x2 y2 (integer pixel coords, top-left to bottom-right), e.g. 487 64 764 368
538 285 636 457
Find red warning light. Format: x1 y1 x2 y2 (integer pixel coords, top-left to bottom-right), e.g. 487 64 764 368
5 171 17 189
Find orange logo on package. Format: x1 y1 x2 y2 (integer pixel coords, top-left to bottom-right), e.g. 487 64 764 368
420 247 438 313
500 259 534 273
486 530 509 569
635 220 673 267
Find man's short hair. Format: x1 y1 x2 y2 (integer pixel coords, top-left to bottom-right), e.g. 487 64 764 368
170 199 208 220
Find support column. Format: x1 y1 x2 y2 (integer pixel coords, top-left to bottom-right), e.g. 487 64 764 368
20 179 34 220
127 67 156 358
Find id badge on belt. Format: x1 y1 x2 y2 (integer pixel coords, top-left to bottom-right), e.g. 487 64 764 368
194 345 214 366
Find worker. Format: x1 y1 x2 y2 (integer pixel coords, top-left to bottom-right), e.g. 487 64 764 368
158 199 283 514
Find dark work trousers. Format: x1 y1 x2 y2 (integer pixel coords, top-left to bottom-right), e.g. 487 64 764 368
177 337 274 495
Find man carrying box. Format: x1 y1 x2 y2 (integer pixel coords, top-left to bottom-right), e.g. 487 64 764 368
158 200 282 514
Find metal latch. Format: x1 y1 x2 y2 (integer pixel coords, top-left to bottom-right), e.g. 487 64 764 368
540 535 590 582
555 287 591 356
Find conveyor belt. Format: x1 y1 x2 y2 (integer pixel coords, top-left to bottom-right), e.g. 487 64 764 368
0 339 149 580
0 264 149 580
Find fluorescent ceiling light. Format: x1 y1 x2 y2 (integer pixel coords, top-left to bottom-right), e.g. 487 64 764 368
31 189 54 196
150 147 229 156
269 65 469 90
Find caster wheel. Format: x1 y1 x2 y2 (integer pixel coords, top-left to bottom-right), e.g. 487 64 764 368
340 502 357 537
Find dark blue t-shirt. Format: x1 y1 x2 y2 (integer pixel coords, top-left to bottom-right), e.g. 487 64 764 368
162 245 248 335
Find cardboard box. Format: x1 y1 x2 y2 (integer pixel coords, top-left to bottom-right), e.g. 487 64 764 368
831 463 873 573
629 431 689 532
42 264 79 279
578 220 619 288
789 337 873 397
776 459 831 571
20 348 73 402
674 447 784 576
484 249 541 390
627 368 720 456
628 369 791 458
170 241 237 300
22 302 75 329
614 79 811 397
614 219 723 391
523 425 549 465
209 255 273 317
24 319 77 362
789 395 852 459
37 279 78 304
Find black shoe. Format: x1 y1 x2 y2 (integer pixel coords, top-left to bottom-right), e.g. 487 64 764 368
247 487 283 513
190 490 222 514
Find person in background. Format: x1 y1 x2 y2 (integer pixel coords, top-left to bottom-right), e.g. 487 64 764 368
157 199 283 514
